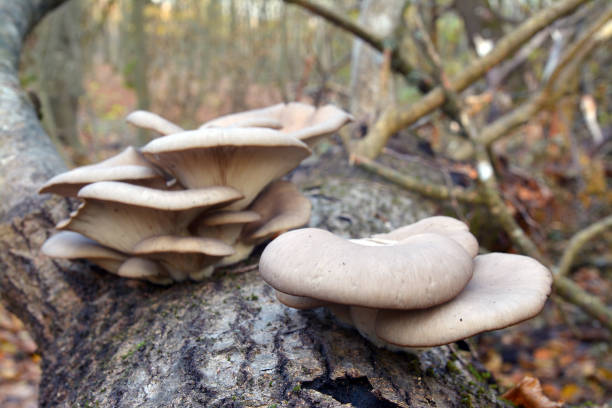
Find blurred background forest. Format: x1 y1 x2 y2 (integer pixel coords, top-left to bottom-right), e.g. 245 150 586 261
1 0 611 406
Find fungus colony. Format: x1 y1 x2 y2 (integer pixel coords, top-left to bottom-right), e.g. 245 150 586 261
40 103 352 284
259 216 553 348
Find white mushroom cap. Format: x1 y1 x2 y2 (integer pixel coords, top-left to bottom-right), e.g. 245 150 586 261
275 290 328 309
374 216 479 257
126 110 184 135
200 102 352 147
131 235 234 282
241 180 312 243
41 231 126 273
140 127 311 209
375 253 553 347
58 182 243 253
39 147 165 197
259 228 474 309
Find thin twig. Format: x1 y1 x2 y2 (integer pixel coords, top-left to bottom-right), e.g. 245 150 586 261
557 214 612 277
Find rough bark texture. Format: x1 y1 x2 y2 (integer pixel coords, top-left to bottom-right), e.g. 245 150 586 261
0 2 508 406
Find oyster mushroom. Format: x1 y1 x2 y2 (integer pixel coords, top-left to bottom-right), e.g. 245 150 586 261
259 228 474 310
57 181 243 253
140 127 311 209
39 147 166 196
41 231 126 274
201 102 352 147
126 110 185 135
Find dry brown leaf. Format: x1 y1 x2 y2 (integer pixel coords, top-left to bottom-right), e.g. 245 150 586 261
502 376 564 408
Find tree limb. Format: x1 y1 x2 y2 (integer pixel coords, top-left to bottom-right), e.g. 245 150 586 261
283 0 426 83
352 155 484 204
478 6 612 146
557 214 612 277
354 0 593 158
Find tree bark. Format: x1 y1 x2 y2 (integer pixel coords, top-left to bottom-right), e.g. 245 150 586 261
0 1 508 406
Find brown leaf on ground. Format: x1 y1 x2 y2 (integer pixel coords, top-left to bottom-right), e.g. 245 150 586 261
502 376 564 408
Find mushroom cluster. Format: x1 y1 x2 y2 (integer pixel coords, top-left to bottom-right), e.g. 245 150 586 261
40 103 351 284
259 216 553 348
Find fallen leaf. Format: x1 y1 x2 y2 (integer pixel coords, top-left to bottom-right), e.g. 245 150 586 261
502 376 563 408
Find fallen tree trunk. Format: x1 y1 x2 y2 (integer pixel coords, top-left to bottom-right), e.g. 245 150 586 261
0 1 507 406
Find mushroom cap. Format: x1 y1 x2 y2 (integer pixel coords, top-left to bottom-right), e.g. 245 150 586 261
131 235 234 282
39 165 164 197
373 216 479 257
200 102 352 147
41 231 126 273
201 104 286 129
196 210 261 226
275 290 328 309
58 183 242 253
140 127 311 209
215 241 255 267
117 257 173 285
132 235 234 257
126 110 184 135
77 181 243 211
375 253 553 347
192 210 261 245
241 180 312 243
39 146 164 197
41 231 125 260
259 228 474 310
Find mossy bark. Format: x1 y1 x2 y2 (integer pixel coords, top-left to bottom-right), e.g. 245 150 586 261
0 1 509 406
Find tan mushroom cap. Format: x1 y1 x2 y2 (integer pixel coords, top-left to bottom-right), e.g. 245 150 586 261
39 165 164 197
241 180 312 243
126 110 184 135
215 241 256 267
132 235 234 282
140 127 311 209
374 216 479 257
41 231 126 273
200 102 352 147
375 253 553 347
117 257 173 285
39 147 164 197
58 182 243 253
259 228 474 310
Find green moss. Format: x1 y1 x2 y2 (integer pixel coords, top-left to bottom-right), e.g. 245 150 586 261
446 360 461 375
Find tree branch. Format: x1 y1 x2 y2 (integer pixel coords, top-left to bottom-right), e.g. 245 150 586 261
557 214 612 277
283 0 425 83
478 6 612 146
354 0 593 158
352 154 484 204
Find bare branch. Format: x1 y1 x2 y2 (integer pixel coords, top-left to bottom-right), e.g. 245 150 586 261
478 7 612 146
283 0 425 83
352 155 484 204
354 0 593 158
557 215 612 277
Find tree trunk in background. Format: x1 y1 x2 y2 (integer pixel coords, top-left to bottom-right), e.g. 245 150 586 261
0 1 508 406
130 0 151 144
349 0 405 126
33 0 86 165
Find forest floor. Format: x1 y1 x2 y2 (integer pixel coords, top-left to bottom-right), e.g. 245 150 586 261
1 63 610 407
